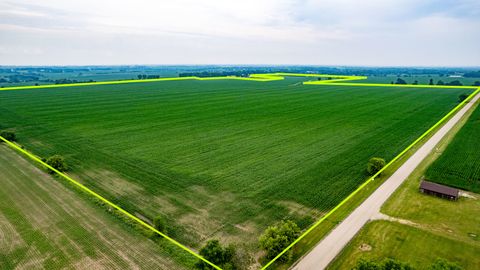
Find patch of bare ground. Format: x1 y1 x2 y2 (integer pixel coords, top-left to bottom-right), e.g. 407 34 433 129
277 200 324 218
0 213 24 254
373 213 419 227
359 243 372 251
83 169 144 197
15 246 46 269
460 191 477 199
175 185 259 245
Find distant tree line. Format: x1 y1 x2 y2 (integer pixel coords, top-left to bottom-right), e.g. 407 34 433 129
0 74 40 83
179 71 260 78
137 74 162 79
391 78 478 86
54 79 95 84
463 70 480 78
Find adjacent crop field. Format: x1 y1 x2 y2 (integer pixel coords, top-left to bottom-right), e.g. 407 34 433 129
0 145 190 269
0 77 469 255
426 104 480 192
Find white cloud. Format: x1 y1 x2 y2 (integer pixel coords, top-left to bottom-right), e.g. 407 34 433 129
0 0 479 65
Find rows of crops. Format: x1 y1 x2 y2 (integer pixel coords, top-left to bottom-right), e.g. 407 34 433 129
0 77 468 251
426 103 480 192
0 145 191 269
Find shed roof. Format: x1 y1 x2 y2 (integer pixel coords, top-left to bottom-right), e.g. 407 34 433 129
420 180 459 197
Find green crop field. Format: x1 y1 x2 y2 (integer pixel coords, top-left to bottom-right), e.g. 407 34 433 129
0 77 470 260
425 104 480 192
0 145 191 269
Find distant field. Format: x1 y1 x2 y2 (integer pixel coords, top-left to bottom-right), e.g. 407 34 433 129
0 77 469 257
0 145 190 269
425 104 480 192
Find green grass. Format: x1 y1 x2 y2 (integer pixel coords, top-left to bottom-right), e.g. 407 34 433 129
425 105 480 192
327 220 480 270
0 145 191 269
0 77 469 259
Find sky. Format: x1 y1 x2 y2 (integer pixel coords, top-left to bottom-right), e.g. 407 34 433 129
0 0 479 66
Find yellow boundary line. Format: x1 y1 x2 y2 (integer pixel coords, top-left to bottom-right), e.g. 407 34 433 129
0 73 478 270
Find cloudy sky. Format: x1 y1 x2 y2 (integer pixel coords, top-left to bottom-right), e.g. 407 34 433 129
0 0 479 66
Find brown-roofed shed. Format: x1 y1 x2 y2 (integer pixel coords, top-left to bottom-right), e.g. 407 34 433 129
419 180 459 201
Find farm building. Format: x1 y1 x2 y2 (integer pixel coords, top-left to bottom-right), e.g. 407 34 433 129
419 180 459 201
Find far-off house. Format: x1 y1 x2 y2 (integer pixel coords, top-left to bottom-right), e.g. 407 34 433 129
419 180 459 201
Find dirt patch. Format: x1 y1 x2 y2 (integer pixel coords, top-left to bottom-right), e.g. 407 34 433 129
178 208 223 241
72 255 109 269
152 196 180 215
460 191 477 199
84 169 144 197
135 212 153 225
277 200 323 217
234 222 258 234
0 213 25 253
374 213 419 227
175 186 258 245
359 243 372 251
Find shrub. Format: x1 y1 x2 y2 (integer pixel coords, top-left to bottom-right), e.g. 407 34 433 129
446 80 462 86
428 258 463 270
458 93 469 103
395 78 407 85
367 157 386 176
259 220 300 262
153 216 167 233
353 258 414 270
0 130 16 141
45 155 68 173
352 258 381 270
195 239 236 270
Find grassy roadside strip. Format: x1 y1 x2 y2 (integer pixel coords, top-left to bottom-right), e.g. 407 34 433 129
269 87 480 270
0 136 221 270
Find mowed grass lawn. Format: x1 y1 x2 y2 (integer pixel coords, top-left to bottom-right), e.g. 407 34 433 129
0 77 469 250
426 103 480 192
328 220 480 270
0 145 191 269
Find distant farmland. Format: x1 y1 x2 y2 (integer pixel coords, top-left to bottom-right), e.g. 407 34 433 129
426 103 480 192
0 77 469 253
